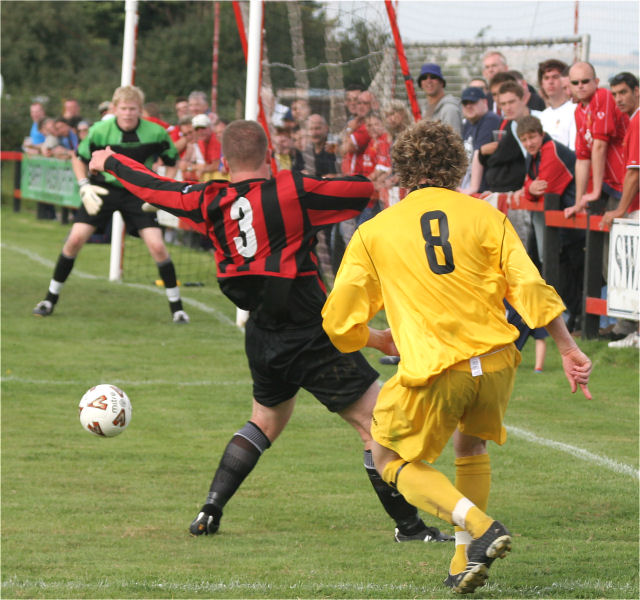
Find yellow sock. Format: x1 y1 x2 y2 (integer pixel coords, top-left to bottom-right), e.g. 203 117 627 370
382 458 494 538
455 454 491 510
464 506 494 538
449 454 492 574
382 459 465 524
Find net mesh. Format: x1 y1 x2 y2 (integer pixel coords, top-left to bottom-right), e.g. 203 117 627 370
120 0 631 285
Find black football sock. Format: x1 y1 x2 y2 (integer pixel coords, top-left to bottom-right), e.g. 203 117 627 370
363 449 425 534
45 254 76 304
204 421 271 515
157 258 183 313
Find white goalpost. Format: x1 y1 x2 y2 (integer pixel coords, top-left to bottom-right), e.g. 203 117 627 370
234 0 263 329
109 0 138 282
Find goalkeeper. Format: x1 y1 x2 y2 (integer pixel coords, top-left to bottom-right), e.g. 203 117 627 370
32 85 190 323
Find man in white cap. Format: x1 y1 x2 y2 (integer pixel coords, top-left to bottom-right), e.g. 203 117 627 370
192 113 221 181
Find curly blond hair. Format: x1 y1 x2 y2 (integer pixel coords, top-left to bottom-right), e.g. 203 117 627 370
391 120 467 190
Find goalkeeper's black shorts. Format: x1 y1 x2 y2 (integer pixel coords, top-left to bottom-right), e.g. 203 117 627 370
74 184 160 234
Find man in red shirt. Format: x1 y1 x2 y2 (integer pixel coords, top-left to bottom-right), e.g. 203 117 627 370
89 120 452 545
340 90 376 176
601 72 639 227
564 62 628 218
191 113 222 181
362 112 392 213
600 72 639 347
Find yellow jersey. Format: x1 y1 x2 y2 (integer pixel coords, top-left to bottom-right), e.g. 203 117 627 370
322 187 564 387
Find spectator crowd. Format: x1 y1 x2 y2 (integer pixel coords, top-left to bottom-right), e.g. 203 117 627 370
21 50 640 347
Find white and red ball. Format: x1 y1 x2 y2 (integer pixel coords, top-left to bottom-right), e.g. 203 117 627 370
78 384 132 437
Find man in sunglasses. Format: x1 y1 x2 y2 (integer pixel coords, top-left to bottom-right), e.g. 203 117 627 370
564 63 631 341
564 62 628 219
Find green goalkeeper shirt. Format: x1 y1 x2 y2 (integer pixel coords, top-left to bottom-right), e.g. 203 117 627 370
77 117 178 188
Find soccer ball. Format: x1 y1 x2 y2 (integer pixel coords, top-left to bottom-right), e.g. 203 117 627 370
78 384 132 438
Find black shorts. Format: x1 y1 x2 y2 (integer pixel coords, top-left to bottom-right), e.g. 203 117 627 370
245 318 379 412
74 184 160 233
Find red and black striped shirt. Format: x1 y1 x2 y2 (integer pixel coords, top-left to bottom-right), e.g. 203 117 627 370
104 153 373 327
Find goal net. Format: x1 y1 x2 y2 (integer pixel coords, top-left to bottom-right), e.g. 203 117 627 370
119 0 592 286
122 212 217 288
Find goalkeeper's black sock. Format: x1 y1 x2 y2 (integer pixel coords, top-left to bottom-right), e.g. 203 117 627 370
157 258 183 313
53 253 75 283
45 253 76 304
204 421 271 513
363 449 424 534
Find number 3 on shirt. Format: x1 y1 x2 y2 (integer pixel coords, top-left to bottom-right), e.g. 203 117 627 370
230 196 258 258
420 210 455 274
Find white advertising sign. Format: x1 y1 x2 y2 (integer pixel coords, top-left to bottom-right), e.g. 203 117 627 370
607 218 639 320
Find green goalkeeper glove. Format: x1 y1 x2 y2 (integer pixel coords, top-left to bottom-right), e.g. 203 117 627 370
78 179 108 215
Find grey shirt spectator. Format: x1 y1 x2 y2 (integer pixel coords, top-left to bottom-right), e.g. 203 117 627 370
417 63 462 135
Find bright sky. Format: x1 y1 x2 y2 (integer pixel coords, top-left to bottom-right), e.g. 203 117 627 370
326 1 639 59
393 0 638 58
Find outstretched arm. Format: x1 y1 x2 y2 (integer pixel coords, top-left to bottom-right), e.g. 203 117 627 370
90 148 214 233
601 168 639 229
545 315 593 399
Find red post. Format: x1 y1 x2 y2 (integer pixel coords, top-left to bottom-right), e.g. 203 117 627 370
384 0 422 122
211 1 220 114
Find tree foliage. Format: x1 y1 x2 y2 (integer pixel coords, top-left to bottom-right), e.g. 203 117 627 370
1 1 385 150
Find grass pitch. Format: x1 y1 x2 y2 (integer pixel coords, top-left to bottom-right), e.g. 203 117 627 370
2 204 638 599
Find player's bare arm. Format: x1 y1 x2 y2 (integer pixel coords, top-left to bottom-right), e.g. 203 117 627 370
366 327 399 357
545 315 593 399
600 168 639 229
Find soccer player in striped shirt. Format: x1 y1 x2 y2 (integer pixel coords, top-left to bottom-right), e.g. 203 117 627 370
89 119 452 545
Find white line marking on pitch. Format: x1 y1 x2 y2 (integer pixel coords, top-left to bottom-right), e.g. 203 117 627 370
2 242 237 327
507 425 639 480
1 576 636 595
1 376 251 387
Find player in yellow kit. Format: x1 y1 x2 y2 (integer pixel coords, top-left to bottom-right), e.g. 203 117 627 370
322 120 592 594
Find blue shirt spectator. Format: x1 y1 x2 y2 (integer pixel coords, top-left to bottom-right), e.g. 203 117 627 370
459 87 502 193
29 102 46 145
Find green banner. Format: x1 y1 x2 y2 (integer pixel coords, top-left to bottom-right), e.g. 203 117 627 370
20 156 81 208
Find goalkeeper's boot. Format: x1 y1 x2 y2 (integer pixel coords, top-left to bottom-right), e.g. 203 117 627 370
449 521 511 594
395 523 454 542
32 300 54 317
172 310 190 324
189 504 221 536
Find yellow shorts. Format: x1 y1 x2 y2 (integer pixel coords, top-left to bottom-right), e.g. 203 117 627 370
371 344 521 464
